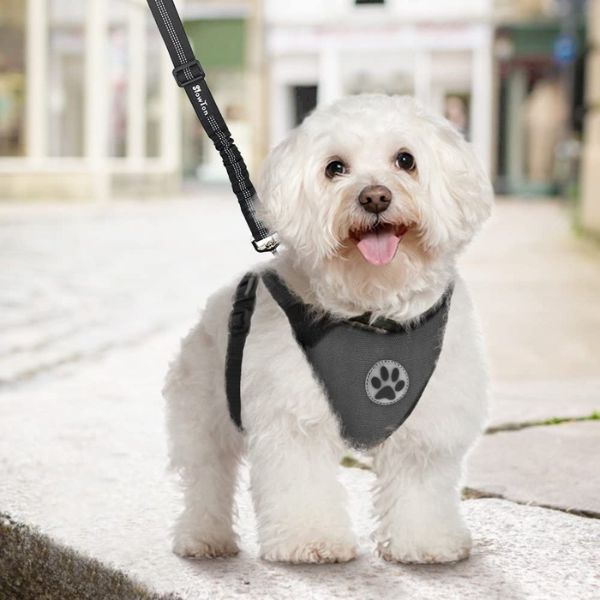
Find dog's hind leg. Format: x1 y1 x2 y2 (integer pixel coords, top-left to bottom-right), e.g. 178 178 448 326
164 324 243 559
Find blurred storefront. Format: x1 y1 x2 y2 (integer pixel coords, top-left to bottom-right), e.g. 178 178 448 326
493 1 587 196
0 0 182 200
179 2 257 183
0 0 594 202
0 0 261 199
264 0 495 174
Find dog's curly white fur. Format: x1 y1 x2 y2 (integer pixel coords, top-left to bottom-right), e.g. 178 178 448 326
164 94 493 564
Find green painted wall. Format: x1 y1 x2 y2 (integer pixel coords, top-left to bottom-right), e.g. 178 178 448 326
183 18 246 70
510 22 586 58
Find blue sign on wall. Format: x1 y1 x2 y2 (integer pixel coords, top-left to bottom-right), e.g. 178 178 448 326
553 34 578 65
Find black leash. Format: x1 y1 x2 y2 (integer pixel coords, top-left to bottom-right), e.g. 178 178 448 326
146 0 279 253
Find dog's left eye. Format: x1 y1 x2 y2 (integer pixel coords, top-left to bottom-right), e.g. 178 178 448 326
395 152 416 172
325 160 347 179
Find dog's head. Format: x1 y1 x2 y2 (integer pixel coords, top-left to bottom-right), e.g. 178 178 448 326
258 95 492 305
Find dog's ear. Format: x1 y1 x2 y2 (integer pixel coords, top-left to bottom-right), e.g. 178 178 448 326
256 131 307 237
420 117 493 251
257 128 339 260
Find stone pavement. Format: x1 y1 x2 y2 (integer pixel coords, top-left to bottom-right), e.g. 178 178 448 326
460 198 600 519
0 197 266 386
1 194 599 599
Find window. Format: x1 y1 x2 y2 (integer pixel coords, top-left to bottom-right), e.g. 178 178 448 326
107 22 129 158
47 0 86 157
0 0 26 157
355 0 385 5
292 86 318 127
182 18 249 180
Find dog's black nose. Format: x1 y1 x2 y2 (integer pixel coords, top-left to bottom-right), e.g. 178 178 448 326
358 185 392 214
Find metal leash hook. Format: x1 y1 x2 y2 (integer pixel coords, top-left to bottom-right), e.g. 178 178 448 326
252 232 280 253
146 0 279 254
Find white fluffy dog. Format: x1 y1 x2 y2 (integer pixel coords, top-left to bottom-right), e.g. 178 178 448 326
164 94 493 565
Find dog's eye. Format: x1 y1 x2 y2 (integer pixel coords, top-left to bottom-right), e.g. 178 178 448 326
395 152 416 172
325 160 347 179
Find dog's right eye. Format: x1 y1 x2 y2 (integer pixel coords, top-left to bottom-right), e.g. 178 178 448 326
325 160 347 179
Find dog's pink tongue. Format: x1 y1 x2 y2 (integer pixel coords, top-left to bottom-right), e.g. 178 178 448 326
356 229 400 265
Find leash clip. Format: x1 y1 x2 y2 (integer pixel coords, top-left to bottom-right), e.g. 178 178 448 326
252 233 280 253
172 59 205 88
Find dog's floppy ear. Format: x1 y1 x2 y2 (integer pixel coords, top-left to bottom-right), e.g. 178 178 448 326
257 131 307 238
420 117 493 251
257 127 339 260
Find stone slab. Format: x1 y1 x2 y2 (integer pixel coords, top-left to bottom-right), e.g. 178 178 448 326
466 421 600 515
488 378 600 429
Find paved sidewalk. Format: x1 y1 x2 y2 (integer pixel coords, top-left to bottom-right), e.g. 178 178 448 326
1 195 599 598
460 199 600 517
0 197 266 385
1 330 598 600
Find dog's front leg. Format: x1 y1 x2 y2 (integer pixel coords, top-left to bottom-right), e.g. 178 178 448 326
372 438 471 564
246 418 357 564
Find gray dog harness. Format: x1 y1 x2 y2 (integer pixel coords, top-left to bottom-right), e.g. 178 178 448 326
225 271 453 449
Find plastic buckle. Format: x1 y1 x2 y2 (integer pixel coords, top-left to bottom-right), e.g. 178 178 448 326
172 59 205 88
230 308 251 335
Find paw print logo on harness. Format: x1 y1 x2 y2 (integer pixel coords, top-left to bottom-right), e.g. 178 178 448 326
365 360 409 405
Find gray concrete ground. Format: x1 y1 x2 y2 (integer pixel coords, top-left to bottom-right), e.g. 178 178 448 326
1 194 599 598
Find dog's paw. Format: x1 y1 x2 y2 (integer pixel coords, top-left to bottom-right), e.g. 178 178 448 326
173 533 239 559
377 527 472 565
261 539 357 564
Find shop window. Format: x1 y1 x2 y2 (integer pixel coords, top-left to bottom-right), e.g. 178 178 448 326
292 86 318 127
0 0 26 157
107 22 129 158
181 19 249 180
48 0 86 157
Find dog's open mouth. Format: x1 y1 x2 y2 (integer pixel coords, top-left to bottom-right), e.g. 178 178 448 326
349 222 409 266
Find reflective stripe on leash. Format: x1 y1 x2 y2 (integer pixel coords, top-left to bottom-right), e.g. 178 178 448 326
146 0 279 254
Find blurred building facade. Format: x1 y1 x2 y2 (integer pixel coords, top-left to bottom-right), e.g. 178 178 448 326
263 0 494 174
494 0 587 196
0 0 185 199
0 0 593 206
581 0 600 234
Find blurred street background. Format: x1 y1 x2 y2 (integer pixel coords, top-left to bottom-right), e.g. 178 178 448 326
1 1 599 599
0 0 599 218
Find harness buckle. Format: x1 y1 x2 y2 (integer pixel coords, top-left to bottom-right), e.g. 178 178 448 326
172 59 205 88
229 273 259 335
230 307 252 335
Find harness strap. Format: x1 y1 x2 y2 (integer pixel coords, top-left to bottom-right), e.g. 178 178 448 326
145 0 279 253
261 271 332 348
225 272 259 430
